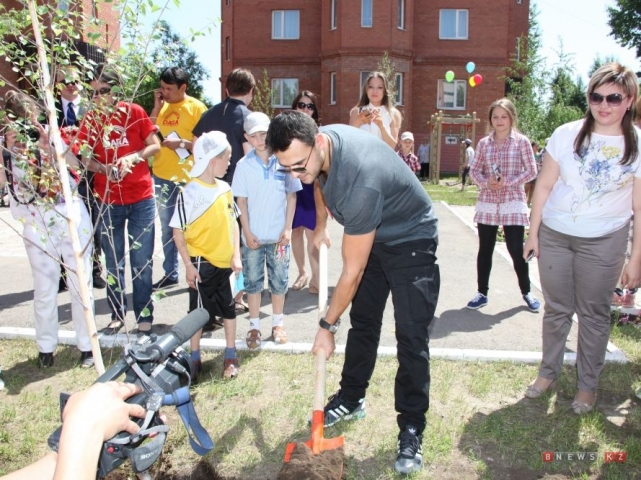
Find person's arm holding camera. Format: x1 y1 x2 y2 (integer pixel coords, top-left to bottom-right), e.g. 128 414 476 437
54 382 146 480
1 382 146 480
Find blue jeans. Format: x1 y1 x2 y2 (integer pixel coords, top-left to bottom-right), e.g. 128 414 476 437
153 176 183 281
98 197 155 323
241 243 290 295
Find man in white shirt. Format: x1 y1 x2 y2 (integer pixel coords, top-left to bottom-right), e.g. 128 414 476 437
417 137 430 181
462 138 474 191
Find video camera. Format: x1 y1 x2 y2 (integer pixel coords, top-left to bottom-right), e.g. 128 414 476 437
48 309 214 478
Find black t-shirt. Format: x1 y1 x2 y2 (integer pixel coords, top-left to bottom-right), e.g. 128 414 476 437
192 97 250 184
320 124 438 245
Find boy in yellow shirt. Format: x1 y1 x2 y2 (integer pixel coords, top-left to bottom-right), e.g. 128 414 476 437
170 131 242 381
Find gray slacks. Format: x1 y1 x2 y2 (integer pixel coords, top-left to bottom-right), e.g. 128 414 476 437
538 221 629 392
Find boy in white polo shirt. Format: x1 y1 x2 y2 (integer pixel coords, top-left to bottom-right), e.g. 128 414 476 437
232 112 301 349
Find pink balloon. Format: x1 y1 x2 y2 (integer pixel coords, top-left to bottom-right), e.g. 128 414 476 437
468 77 476 87
473 74 483 86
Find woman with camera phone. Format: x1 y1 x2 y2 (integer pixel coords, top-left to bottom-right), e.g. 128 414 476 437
1 90 95 369
349 71 402 149
466 98 539 312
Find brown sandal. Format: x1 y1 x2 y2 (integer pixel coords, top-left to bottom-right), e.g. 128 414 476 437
246 329 261 350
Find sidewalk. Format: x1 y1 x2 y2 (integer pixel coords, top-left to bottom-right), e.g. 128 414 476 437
0 201 627 363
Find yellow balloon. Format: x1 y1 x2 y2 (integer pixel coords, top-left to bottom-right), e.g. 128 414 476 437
469 77 476 87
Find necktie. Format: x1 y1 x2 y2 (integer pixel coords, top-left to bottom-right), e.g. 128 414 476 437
66 102 77 126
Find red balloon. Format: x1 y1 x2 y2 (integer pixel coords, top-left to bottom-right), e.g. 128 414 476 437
473 74 483 86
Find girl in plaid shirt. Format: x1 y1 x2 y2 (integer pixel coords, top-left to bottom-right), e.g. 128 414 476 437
467 98 539 311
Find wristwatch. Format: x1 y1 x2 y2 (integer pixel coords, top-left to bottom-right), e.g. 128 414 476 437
179 140 186 149
319 317 341 334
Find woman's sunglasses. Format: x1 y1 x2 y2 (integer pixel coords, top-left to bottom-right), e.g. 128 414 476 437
588 92 626 107
92 87 112 96
297 102 315 110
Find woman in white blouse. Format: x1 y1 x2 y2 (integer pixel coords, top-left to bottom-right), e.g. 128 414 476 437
349 71 402 149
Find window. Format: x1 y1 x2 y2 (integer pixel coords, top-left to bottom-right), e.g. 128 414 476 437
439 9 468 40
361 0 372 27
397 0 405 29
360 71 371 89
331 0 338 30
225 36 231 61
271 78 299 107
330 72 337 104
394 73 403 105
272 10 300 39
437 80 466 109
515 37 521 62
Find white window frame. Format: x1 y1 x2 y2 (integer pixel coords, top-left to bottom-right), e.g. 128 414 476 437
397 0 405 30
394 73 403 105
271 78 299 108
439 9 468 40
330 72 337 104
437 79 466 110
361 0 373 28
331 0 338 30
360 71 371 89
272 10 300 40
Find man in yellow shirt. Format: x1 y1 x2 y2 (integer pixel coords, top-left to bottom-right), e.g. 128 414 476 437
150 67 207 290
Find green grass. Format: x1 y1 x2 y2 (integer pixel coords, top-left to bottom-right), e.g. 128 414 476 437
1 334 641 479
423 175 479 206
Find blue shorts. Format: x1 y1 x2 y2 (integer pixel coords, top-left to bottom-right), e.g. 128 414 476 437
241 243 290 295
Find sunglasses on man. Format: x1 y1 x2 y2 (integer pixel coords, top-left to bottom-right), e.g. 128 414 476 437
277 140 315 174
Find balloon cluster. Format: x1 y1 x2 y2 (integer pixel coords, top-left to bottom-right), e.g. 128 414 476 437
444 61 483 87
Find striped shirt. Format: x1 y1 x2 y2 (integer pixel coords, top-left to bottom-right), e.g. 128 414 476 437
231 149 301 244
470 129 537 226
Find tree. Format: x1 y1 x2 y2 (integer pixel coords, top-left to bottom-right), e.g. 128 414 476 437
251 68 275 118
122 20 211 112
0 0 208 374
607 0 641 57
376 51 398 102
588 54 619 78
504 4 550 142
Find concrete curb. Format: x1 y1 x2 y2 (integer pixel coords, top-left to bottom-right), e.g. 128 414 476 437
0 327 628 364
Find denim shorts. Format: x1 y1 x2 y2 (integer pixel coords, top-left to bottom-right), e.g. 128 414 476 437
241 243 290 295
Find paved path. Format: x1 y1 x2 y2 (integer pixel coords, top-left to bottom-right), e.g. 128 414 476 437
0 201 627 363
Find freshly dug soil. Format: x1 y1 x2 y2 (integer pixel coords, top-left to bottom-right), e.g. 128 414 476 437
277 442 344 480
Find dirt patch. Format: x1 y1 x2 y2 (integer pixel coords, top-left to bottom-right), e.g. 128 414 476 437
277 442 344 480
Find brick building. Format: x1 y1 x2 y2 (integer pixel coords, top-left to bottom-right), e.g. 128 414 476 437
221 0 529 173
0 0 120 94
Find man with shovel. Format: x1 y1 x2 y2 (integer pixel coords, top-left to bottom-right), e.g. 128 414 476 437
266 111 440 476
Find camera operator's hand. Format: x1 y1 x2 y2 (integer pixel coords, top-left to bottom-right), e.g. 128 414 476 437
2 382 146 480
54 382 146 480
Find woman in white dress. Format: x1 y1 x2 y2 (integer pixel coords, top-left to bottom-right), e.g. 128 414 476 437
349 71 402 149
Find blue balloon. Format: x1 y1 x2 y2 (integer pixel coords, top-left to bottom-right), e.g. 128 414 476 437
466 61 476 74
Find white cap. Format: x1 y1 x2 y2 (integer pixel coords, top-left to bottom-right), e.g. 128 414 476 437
190 131 230 178
400 131 414 141
244 111 271 135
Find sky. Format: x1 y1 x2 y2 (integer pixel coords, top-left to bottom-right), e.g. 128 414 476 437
144 0 639 103
536 0 639 80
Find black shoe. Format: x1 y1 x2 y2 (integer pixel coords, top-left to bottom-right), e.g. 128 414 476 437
79 351 94 369
322 389 366 427
58 279 68 293
93 275 107 289
394 425 423 475
152 275 179 291
37 352 54 368
203 316 224 332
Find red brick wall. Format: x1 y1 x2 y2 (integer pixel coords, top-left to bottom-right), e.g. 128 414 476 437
224 0 530 174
